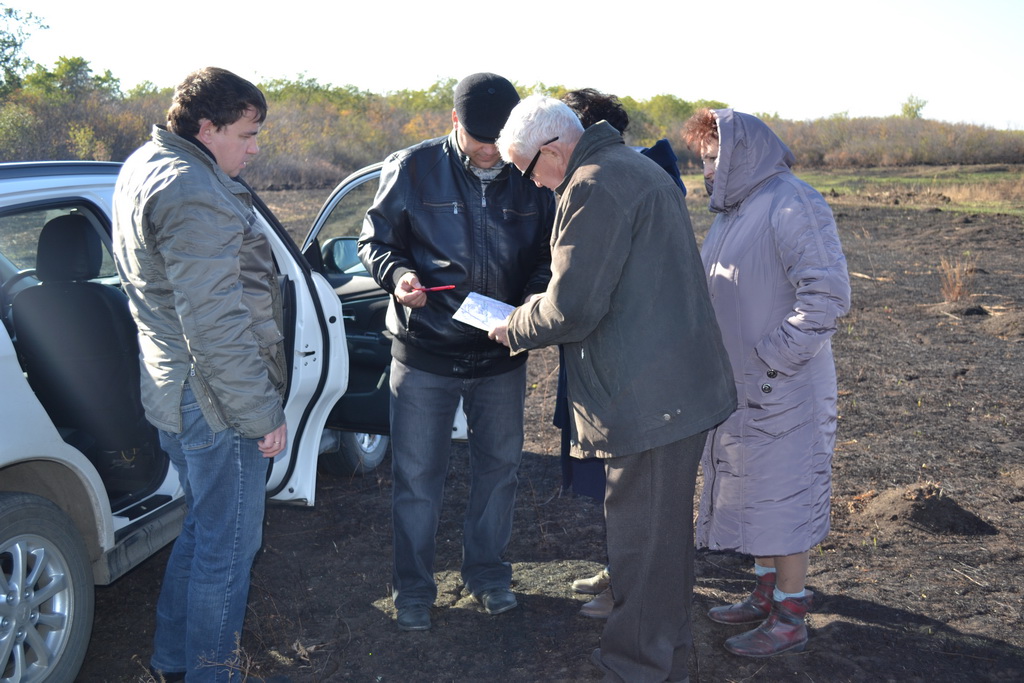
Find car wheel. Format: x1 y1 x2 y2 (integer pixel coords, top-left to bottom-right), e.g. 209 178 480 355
0 492 93 682
318 431 390 476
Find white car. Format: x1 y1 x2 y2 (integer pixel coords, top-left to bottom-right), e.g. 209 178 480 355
0 160 465 681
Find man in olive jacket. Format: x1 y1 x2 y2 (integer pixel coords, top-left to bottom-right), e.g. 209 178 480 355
113 67 285 683
492 95 736 683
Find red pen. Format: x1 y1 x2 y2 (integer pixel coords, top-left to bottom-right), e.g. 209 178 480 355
413 285 456 292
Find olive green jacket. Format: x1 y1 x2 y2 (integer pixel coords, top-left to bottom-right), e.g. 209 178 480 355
113 126 286 438
507 123 735 458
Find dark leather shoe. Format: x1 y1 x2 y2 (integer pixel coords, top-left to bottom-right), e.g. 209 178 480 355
149 668 186 682
150 665 293 682
478 588 518 615
396 604 432 631
591 649 689 682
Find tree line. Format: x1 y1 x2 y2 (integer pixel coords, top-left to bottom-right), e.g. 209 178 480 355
1 12 1022 191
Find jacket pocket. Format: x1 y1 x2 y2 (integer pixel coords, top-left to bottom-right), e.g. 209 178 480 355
419 197 467 215
252 318 287 392
571 343 612 409
743 355 813 438
502 207 540 223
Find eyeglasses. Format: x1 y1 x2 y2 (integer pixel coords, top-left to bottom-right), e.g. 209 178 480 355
523 137 559 181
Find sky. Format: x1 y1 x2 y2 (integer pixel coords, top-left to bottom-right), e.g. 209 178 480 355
18 0 1024 130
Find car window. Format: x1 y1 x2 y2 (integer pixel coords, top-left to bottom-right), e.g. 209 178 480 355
302 166 382 280
0 204 116 278
302 165 382 255
314 174 379 246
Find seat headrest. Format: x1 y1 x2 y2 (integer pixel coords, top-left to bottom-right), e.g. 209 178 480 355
36 214 103 282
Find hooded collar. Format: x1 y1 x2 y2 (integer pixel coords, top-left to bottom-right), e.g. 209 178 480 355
709 109 795 214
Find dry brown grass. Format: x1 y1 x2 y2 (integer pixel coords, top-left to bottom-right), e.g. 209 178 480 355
261 188 328 244
939 175 1024 206
939 254 977 303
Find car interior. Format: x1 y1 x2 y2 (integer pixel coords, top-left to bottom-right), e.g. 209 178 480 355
1 204 169 515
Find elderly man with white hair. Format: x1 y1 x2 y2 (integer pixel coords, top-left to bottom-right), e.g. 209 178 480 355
489 95 736 683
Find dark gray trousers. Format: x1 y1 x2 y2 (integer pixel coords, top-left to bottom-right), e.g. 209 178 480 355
596 432 705 683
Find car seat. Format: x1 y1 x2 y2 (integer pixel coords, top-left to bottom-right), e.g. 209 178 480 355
11 214 164 501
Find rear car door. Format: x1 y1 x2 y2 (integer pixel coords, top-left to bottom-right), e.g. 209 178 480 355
0 161 349 512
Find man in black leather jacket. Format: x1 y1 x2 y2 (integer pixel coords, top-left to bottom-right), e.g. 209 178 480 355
358 73 554 632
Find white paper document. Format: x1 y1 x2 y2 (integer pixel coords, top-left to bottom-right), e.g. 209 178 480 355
453 292 514 331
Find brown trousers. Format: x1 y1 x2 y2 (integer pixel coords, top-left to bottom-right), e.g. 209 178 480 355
596 432 705 683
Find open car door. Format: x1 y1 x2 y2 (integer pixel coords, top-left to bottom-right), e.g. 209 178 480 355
299 164 469 477
301 164 393 438
247 193 349 506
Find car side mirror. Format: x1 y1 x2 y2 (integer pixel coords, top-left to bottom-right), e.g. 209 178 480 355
322 237 366 274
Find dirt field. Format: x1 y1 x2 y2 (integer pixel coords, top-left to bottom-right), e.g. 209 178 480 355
77 196 1024 682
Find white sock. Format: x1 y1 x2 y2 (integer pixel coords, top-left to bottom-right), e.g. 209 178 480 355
773 587 806 602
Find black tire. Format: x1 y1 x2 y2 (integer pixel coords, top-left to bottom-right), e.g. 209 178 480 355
318 431 389 476
0 492 94 683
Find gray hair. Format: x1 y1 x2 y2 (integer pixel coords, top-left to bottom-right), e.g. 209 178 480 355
497 94 584 162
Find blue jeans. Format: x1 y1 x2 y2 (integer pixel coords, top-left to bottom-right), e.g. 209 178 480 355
389 359 526 608
150 384 269 681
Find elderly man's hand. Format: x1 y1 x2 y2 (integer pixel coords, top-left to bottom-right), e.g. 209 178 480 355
394 272 428 308
488 318 511 347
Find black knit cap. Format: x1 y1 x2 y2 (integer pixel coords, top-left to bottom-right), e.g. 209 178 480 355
453 73 520 144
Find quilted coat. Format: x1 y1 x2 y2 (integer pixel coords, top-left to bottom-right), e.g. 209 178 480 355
695 110 851 557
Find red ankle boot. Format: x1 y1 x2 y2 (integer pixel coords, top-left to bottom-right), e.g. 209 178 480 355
707 572 776 624
723 591 813 658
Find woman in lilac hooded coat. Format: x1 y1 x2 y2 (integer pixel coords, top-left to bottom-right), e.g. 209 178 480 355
683 109 850 657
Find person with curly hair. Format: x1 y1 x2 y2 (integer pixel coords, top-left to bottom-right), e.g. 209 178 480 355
114 67 285 682
682 108 851 657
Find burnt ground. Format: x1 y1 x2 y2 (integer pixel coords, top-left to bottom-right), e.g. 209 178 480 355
78 199 1024 682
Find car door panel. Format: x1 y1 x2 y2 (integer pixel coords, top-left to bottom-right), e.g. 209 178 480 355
302 164 471 443
243 194 349 504
302 165 394 437
326 278 392 434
